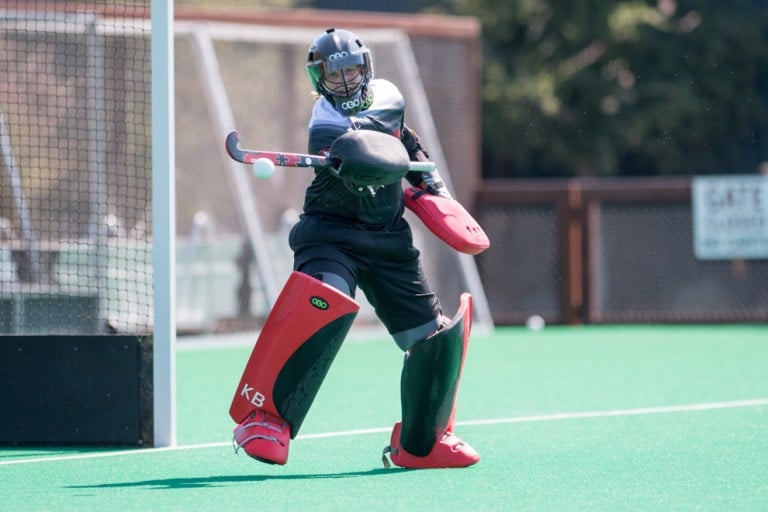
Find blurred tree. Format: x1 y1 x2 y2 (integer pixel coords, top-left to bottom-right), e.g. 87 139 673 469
416 0 768 178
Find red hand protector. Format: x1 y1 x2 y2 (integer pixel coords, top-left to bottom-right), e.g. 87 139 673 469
404 187 490 255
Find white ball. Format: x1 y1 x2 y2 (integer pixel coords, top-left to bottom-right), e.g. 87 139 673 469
525 314 545 331
251 158 275 179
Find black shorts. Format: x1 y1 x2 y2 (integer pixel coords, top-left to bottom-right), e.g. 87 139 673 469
289 214 441 334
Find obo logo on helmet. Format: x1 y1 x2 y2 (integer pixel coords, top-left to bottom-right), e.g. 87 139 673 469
327 51 350 61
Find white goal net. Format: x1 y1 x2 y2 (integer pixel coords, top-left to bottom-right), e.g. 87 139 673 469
0 8 153 335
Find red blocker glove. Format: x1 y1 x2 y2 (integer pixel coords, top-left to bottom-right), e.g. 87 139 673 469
404 187 490 255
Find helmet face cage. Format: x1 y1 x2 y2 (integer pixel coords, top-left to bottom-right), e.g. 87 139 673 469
307 29 373 115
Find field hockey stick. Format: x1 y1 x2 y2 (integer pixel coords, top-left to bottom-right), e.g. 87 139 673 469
226 131 336 169
225 131 436 176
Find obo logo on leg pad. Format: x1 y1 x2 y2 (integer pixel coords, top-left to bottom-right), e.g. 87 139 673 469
310 296 329 310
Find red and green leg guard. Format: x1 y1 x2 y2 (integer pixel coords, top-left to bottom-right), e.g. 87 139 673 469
231 271 359 464
384 293 480 469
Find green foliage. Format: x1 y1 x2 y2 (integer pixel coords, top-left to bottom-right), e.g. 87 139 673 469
431 0 768 178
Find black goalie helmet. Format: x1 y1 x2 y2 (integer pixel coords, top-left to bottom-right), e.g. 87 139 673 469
307 28 374 116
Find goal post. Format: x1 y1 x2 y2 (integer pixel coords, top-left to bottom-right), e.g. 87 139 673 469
151 0 177 449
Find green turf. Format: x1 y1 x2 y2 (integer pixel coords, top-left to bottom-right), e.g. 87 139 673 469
1 324 767 511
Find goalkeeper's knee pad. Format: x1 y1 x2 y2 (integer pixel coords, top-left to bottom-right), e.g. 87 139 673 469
384 293 479 468
230 271 359 436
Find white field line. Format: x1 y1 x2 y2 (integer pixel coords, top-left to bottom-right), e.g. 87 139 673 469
2 398 766 467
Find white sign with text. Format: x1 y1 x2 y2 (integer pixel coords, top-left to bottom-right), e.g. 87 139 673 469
692 175 768 260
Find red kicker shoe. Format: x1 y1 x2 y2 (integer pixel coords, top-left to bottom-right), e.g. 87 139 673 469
233 410 291 465
382 421 480 469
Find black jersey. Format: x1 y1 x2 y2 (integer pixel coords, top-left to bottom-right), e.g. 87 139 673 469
304 79 410 230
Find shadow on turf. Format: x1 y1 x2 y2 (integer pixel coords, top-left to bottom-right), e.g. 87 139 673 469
66 468 398 489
